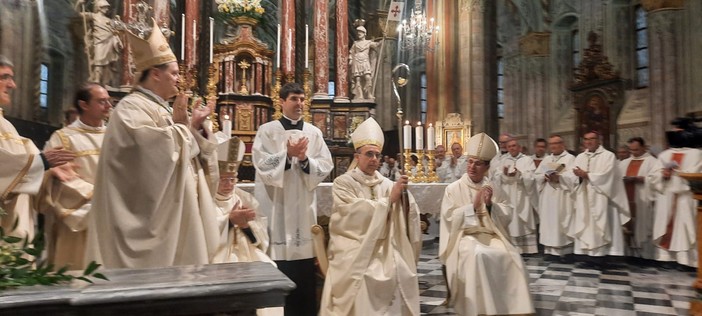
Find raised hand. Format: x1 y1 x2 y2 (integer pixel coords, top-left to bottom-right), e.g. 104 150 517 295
172 93 189 125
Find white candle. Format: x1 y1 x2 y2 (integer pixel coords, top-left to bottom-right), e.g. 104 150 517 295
415 122 424 150
181 14 185 60
209 17 214 64
223 115 232 137
403 120 412 150
192 20 197 63
287 28 292 72
427 123 435 150
305 24 309 69
276 24 281 69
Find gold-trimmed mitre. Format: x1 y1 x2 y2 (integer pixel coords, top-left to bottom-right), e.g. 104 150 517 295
351 117 384 150
466 132 498 161
124 18 177 73
217 136 246 173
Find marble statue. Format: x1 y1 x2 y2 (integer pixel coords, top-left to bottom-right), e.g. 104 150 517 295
349 24 381 102
76 0 123 86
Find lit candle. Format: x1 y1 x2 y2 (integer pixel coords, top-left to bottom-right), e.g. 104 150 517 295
192 20 197 64
403 120 412 150
181 14 185 60
427 123 435 150
305 24 309 69
287 28 292 72
276 24 281 69
415 122 424 150
209 17 214 64
222 114 232 137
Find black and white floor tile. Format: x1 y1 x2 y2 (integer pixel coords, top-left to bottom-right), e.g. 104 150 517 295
417 241 696 316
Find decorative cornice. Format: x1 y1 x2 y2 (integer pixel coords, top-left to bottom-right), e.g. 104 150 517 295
641 0 685 12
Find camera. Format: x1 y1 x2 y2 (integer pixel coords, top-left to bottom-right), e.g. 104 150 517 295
666 115 702 148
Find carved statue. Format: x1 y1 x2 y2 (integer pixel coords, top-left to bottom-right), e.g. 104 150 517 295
75 0 123 87
349 20 381 102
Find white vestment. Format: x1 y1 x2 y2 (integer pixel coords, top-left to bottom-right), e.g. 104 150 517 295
320 168 421 316
534 151 576 256
215 187 282 316
494 153 538 253
440 174 534 316
436 155 467 183
0 109 44 241
650 148 702 267
36 119 105 269
563 146 630 256
85 88 222 268
252 120 333 261
618 152 660 259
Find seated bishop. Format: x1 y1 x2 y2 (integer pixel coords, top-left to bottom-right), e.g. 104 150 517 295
320 117 421 316
439 133 534 316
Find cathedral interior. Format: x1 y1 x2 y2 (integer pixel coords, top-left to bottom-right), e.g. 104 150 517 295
1 0 702 315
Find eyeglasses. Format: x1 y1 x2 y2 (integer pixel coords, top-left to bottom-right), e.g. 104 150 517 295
362 151 382 159
0 74 14 81
96 99 112 106
583 137 597 141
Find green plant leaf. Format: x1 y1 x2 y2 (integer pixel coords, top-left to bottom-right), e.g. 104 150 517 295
92 273 108 281
84 261 101 275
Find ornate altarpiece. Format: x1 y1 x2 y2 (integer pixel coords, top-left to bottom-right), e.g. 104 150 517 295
569 32 625 150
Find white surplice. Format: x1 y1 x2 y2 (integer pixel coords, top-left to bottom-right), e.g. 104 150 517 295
252 120 333 261
650 147 702 267
36 119 105 269
320 168 421 316
534 151 576 256
494 153 539 254
436 156 467 183
618 152 660 259
85 88 221 268
440 174 534 316
0 109 44 241
562 146 630 256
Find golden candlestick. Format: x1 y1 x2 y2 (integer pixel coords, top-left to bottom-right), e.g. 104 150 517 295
238 60 251 95
415 149 427 183
285 71 295 84
404 149 414 182
271 70 283 120
302 69 312 122
426 149 439 182
206 63 220 132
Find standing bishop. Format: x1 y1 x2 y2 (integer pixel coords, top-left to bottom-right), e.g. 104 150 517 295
320 117 421 316
440 133 534 316
85 20 221 268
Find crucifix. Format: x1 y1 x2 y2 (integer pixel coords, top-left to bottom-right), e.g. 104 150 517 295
238 59 251 95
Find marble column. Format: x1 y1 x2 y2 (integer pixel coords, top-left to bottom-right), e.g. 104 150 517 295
152 0 170 27
282 0 296 77
456 0 497 137
185 0 200 67
313 0 329 97
120 0 137 86
255 62 262 94
335 0 350 102
519 32 550 145
644 1 685 148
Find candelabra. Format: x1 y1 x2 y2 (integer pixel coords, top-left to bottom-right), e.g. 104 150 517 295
271 70 283 120
302 69 312 122
403 149 413 182
285 72 295 84
400 0 439 52
206 63 220 132
426 150 439 182
415 150 427 182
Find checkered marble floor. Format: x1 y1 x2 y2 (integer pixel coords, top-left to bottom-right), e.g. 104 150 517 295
417 241 697 315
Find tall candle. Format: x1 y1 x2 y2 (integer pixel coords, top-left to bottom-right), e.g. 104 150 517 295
287 28 292 72
403 120 412 150
415 122 424 150
276 24 281 69
209 17 214 64
305 24 309 69
181 14 186 60
427 123 435 150
223 115 232 137
192 20 197 64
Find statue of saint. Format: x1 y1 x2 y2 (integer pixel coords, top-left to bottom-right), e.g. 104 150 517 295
76 0 123 86
349 24 381 102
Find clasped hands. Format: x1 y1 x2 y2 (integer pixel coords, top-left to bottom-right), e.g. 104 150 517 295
503 166 518 177
172 93 212 131
229 201 256 229
287 137 309 161
573 166 589 179
472 186 493 208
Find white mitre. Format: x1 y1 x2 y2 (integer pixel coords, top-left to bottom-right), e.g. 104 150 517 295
217 136 246 173
466 132 498 161
351 117 384 150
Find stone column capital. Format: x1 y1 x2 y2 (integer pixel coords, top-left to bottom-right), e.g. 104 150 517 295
519 32 551 57
641 0 685 12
